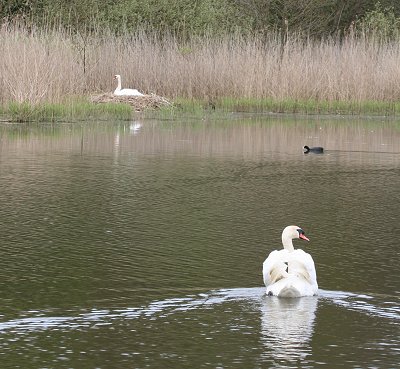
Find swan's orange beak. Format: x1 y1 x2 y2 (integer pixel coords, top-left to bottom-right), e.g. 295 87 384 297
299 234 310 241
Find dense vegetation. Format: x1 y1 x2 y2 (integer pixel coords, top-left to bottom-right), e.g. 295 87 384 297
2 1 400 121
2 0 400 38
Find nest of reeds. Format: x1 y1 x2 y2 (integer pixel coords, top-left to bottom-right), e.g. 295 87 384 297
90 93 173 112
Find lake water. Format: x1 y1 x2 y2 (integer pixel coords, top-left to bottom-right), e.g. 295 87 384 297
0 115 399 368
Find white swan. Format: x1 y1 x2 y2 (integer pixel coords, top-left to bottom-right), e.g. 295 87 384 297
263 225 318 297
113 74 144 96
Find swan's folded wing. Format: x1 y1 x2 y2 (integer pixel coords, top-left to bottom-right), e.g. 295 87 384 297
289 250 317 285
303 252 317 285
262 250 288 286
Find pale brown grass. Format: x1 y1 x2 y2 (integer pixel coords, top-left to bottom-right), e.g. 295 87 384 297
1 23 400 104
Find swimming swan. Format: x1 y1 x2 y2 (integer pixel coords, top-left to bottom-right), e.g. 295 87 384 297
263 225 318 297
113 74 144 96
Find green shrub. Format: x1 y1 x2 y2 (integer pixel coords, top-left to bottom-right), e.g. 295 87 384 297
356 2 400 40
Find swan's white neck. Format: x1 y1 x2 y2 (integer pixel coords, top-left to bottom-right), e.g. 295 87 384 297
115 76 122 91
282 235 295 252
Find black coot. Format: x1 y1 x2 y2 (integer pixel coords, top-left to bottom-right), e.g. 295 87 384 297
303 145 324 154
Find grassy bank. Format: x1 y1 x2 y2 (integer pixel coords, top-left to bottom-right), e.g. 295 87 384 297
151 97 400 118
2 23 400 121
215 98 400 116
0 99 133 122
2 97 400 123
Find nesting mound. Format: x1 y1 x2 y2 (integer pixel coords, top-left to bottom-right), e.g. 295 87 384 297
90 93 173 112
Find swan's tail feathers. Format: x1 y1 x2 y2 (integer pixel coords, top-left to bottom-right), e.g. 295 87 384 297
265 275 318 297
277 286 302 298
266 284 302 298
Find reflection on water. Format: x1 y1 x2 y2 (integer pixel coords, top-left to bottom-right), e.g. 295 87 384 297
260 296 317 364
129 121 142 135
0 116 400 368
2 117 400 160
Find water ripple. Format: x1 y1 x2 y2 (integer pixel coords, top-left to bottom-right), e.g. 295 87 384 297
0 288 398 335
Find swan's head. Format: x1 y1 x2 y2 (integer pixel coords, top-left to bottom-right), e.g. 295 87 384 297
114 74 121 80
303 145 310 153
282 225 310 242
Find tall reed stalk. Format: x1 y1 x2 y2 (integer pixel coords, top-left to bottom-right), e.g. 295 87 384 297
2 23 400 105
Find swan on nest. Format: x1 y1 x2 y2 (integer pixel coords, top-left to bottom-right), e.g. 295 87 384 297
113 74 144 96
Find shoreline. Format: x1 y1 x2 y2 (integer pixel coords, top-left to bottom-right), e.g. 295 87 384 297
1 97 400 123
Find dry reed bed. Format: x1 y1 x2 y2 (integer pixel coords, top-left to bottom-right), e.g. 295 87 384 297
1 24 400 105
